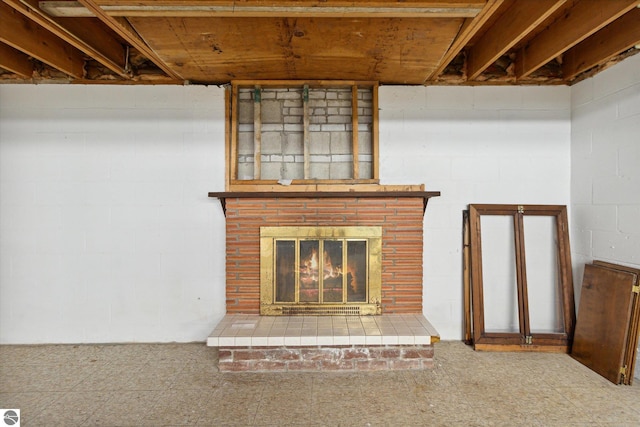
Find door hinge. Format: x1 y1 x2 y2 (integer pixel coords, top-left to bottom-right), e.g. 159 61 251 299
525 335 533 345
517 205 525 214
621 365 627 379
633 285 639 294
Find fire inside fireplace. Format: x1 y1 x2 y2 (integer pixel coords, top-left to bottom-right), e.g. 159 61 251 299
260 226 382 315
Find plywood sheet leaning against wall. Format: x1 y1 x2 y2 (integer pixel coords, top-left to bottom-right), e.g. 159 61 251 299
571 262 640 385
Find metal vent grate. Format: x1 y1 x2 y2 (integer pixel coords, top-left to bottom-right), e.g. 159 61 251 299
281 306 361 316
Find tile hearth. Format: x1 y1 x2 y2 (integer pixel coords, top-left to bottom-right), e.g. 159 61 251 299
207 314 439 347
207 314 439 372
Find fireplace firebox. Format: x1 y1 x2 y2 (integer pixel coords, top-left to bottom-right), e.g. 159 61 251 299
260 226 382 315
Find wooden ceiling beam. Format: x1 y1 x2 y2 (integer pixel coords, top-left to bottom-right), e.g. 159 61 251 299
425 0 504 82
467 0 566 81
76 0 184 80
40 0 486 18
0 41 33 77
515 0 640 79
4 0 129 78
563 8 640 81
0 1 85 78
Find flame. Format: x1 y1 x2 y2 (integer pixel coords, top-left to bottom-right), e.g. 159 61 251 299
347 260 359 293
300 246 345 286
323 250 342 279
300 248 319 286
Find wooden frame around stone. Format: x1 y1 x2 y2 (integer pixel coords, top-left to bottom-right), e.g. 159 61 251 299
225 80 380 191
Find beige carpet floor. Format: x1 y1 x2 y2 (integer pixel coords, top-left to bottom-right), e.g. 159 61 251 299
1 340 639 426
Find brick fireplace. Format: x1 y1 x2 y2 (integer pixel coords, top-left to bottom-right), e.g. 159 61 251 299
207 190 440 372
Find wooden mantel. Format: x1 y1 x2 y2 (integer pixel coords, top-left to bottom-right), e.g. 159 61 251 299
208 190 441 216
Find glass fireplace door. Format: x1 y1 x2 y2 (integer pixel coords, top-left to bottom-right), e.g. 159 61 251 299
261 227 381 315
275 239 368 306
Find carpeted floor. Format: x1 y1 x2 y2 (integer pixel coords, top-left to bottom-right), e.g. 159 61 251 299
1 340 639 426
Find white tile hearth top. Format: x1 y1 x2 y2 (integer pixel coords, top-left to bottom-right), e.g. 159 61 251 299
207 314 439 347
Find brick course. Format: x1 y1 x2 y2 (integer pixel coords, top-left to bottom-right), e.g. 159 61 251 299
218 345 435 372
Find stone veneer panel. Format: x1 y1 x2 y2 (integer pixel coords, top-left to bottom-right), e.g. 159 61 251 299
224 197 424 314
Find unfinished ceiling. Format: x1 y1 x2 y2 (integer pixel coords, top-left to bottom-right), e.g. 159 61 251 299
1 0 639 85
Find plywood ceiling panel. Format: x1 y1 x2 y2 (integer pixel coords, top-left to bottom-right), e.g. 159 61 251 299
2 1 639 84
127 17 464 84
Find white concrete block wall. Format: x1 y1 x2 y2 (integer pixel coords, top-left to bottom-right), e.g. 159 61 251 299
379 85 571 339
0 85 227 343
571 54 640 271
570 54 640 377
2 55 636 344
0 83 572 343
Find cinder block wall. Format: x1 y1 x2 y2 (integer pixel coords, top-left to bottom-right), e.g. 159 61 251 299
570 53 640 275
379 84 571 339
237 87 373 180
2 58 637 344
0 85 228 343
0 82 572 343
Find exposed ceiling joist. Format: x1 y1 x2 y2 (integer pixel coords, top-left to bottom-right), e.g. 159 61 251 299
4 0 130 78
426 0 504 82
77 0 184 80
516 0 640 79
0 1 85 78
40 0 486 18
467 0 566 81
1 0 638 85
562 7 640 81
0 42 33 77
